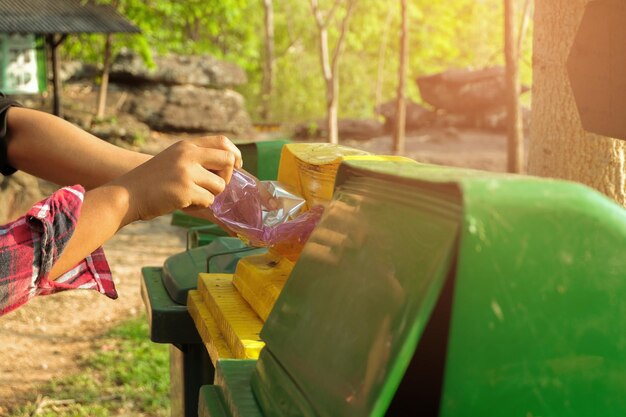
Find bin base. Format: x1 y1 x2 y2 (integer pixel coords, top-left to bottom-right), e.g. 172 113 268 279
170 344 214 417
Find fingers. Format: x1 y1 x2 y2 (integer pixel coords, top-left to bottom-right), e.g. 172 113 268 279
190 135 243 170
121 137 240 221
190 164 227 198
196 148 236 184
188 183 217 208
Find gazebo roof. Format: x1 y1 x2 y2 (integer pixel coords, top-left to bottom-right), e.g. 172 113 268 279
0 0 140 34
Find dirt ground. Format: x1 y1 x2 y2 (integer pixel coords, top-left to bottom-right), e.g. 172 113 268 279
0 215 187 411
0 85 512 411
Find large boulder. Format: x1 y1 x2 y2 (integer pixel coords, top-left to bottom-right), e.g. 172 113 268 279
375 100 436 132
110 51 247 88
417 67 509 113
60 61 99 82
125 85 252 134
87 114 152 146
293 118 384 140
416 67 531 131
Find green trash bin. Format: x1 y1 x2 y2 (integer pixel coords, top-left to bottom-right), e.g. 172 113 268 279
199 160 626 417
145 139 288 416
186 224 230 250
140 237 265 417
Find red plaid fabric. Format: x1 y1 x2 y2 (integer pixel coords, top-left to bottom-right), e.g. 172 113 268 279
0 185 117 316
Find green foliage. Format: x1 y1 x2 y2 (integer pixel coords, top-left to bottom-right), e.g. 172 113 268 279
7 317 169 417
61 0 533 123
267 0 533 122
63 0 261 74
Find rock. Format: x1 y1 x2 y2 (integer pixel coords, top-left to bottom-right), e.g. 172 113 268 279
110 51 247 88
293 118 384 140
60 61 99 82
125 85 252 134
0 172 43 224
88 114 152 146
417 67 509 113
432 105 531 132
335 119 384 140
292 121 323 140
64 112 94 131
417 67 531 131
375 100 436 132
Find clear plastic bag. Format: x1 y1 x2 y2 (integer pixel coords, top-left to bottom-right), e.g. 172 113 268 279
211 169 324 257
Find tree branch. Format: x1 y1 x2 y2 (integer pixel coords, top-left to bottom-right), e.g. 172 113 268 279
517 0 532 60
310 0 325 28
331 0 356 72
326 0 343 26
276 37 299 59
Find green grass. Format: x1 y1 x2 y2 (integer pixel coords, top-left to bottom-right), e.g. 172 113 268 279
7 316 170 417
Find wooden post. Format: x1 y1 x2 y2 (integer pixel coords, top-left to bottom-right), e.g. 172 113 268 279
375 7 394 111
49 35 61 117
261 0 275 122
310 0 356 144
393 0 408 155
48 34 67 118
96 33 113 119
504 0 524 173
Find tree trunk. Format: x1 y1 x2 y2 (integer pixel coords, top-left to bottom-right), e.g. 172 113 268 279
393 0 408 155
96 33 113 119
529 0 625 206
317 25 337 144
310 0 355 145
517 0 533 58
375 6 394 110
328 76 339 144
504 0 524 173
49 35 62 117
261 0 275 121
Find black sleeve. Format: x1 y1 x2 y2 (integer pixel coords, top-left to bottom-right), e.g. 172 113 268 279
0 92 23 176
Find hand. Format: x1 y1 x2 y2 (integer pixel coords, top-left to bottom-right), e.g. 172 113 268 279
111 136 242 224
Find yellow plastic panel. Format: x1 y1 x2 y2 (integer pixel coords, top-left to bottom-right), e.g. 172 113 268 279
274 145 416 261
277 144 417 206
277 143 370 207
187 290 233 365
343 155 416 163
198 273 265 360
232 253 295 321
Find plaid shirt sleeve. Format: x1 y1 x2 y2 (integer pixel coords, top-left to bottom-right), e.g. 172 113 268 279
0 185 117 316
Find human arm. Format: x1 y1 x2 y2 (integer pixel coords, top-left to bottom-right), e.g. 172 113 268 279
0 97 246 312
0 186 116 316
0 135 242 315
1 100 243 280
48 136 240 279
4 106 243 189
5 106 151 189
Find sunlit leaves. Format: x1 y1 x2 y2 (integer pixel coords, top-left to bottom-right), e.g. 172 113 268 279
62 0 532 123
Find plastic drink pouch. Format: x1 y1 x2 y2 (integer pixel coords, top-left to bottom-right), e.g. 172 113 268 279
211 169 323 258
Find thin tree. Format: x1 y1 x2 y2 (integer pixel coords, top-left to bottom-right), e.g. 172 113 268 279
260 0 275 122
96 32 113 119
393 0 408 155
95 0 120 119
375 6 394 110
310 0 356 144
504 0 524 173
517 0 532 58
